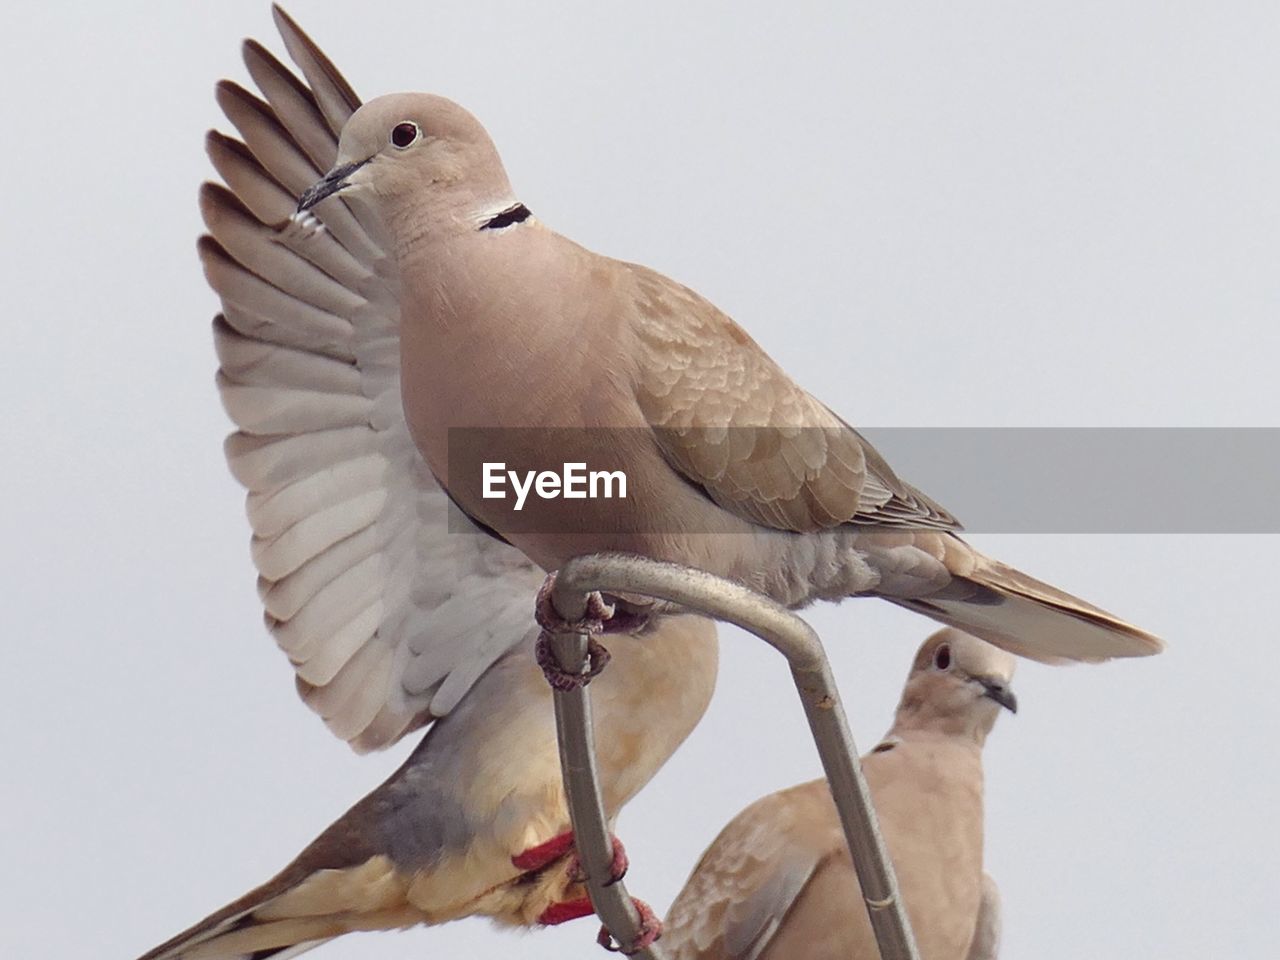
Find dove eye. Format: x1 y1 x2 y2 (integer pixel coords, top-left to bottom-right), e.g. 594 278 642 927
390 122 420 149
933 644 951 670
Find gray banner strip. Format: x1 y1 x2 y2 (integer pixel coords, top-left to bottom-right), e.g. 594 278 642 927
858 427 1279 533
444 427 1280 534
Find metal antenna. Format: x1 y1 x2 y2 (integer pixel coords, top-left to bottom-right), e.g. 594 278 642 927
539 553 920 960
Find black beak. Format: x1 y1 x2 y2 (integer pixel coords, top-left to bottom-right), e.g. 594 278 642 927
297 158 371 213
978 678 1018 714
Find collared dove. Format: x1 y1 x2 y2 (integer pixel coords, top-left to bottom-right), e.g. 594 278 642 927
662 629 1014 960
138 9 719 956
289 30 1163 667
136 615 715 959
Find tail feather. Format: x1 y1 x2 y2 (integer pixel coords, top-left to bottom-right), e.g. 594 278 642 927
136 852 423 960
241 944 326 960
136 868 304 960
895 552 1164 664
182 920 337 960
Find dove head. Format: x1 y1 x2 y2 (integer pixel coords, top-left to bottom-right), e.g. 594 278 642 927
892 629 1017 744
297 93 517 236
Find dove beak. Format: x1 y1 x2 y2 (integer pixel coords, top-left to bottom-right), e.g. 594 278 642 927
297 157 371 213
977 677 1018 714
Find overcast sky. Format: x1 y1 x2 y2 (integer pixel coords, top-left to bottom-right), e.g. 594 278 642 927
3 2 1278 958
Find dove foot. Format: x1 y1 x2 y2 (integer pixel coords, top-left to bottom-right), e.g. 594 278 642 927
535 572 617 636
597 898 662 954
533 572 617 690
535 632 612 691
515 832 629 886
538 892 663 957
567 835 630 886
513 830 578 873
538 895 595 926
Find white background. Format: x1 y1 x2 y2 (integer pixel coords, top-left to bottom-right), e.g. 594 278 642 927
3 2 1277 958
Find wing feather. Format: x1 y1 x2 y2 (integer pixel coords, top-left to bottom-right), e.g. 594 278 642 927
200 13 545 751
628 265 959 534
663 786 826 960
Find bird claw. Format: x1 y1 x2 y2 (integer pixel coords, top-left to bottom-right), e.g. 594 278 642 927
516 831 628 886
520 833 655 952
512 830 578 873
536 631 612 691
597 898 662 954
538 895 595 926
567 835 629 886
533 572 619 690
535 572 616 636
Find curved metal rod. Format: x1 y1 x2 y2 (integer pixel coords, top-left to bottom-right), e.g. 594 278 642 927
543 552 920 960
544 628 664 958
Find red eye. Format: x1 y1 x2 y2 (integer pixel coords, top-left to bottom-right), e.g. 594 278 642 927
390 122 419 148
933 644 951 670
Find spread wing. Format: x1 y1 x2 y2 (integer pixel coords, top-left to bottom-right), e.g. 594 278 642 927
628 265 959 534
199 7 544 752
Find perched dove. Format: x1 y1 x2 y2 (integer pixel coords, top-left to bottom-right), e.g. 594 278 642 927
139 9 719 956
137 615 716 959
290 31 1163 667
662 629 1014 960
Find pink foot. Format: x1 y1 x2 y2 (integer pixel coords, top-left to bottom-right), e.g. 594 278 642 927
568 835 629 887
534 573 616 636
514 832 629 886
535 631 613 691
512 830 577 873
533 573 617 691
597 898 663 954
539 895 595 926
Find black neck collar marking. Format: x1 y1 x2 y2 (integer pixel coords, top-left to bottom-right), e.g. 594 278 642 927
479 203 532 231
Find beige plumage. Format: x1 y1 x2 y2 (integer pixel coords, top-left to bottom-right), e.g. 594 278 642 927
662 629 1014 960
136 9 720 958
137 615 716 959
292 50 1163 665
